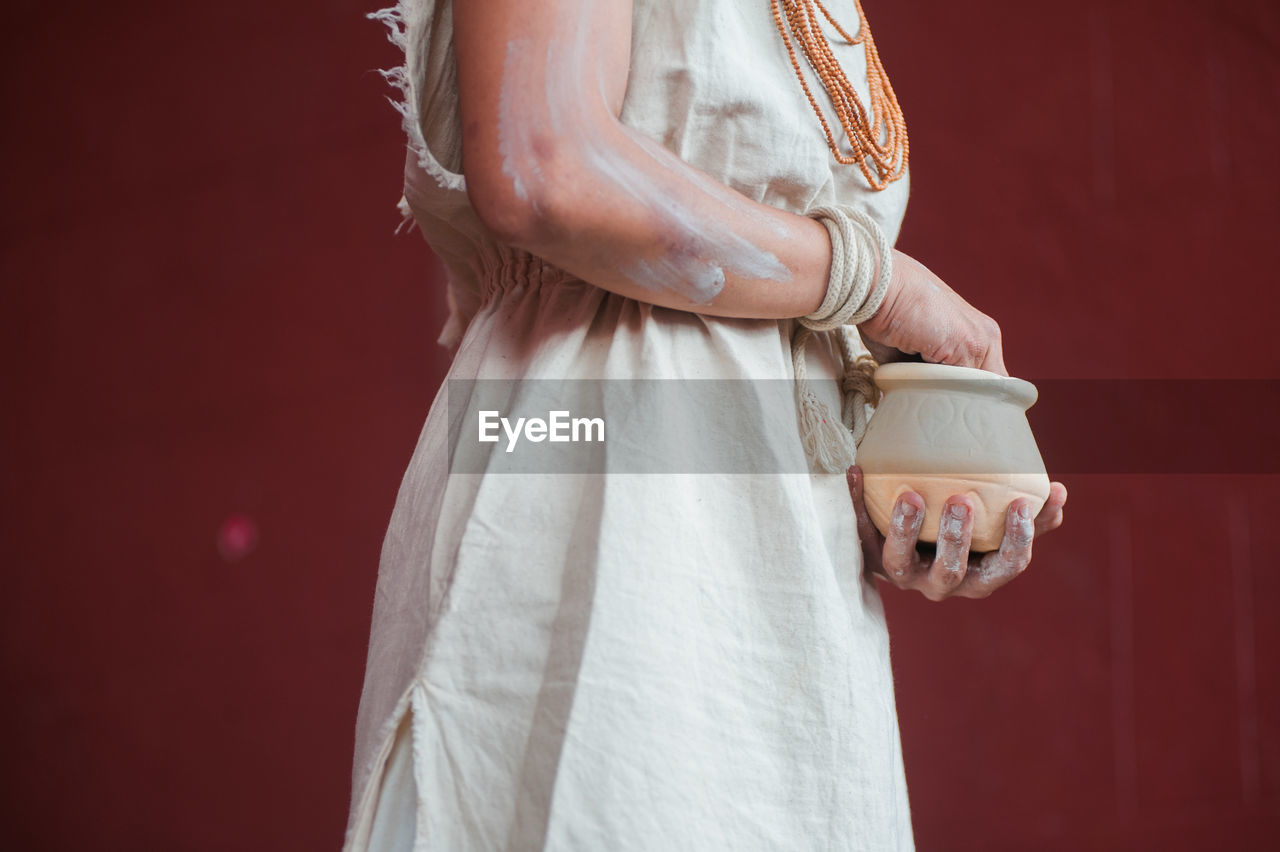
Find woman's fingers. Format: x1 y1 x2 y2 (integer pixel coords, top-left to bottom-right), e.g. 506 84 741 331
977 337 1008 377
1034 481 1068 536
958 500 1036 598
846 467 886 577
921 499 972 599
880 492 928 582
848 476 1063 601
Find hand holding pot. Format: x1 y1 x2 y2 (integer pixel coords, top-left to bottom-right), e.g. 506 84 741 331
851 251 1068 581
846 466 1068 600
859 250 1007 375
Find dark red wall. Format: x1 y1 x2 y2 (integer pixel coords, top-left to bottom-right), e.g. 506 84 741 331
2 1 1276 849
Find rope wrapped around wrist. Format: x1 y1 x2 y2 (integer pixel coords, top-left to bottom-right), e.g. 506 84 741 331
792 206 893 473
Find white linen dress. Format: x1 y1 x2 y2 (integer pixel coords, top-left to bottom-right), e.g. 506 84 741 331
346 1 915 849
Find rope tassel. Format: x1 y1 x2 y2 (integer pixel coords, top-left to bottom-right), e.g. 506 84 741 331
792 327 859 472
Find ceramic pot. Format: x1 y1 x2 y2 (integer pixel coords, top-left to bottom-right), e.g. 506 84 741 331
855 363 1051 552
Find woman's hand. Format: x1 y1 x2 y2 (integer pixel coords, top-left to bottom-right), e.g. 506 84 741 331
858 250 1008 375
845 466 1068 600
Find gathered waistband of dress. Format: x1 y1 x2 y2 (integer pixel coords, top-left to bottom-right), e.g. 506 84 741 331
474 243 576 301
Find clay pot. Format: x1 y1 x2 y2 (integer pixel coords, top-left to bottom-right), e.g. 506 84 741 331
855 363 1051 552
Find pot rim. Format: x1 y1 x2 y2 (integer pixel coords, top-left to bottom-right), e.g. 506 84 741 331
873 362 1039 408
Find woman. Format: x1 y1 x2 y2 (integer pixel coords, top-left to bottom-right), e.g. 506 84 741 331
347 1 1068 848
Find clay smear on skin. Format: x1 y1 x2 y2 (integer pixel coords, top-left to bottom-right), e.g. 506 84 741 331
964 509 1034 585
887 501 918 577
973 512 1033 583
496 42 542 207
941 505 967 540
497 32 790 304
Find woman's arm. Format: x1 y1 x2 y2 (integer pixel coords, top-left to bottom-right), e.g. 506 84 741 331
454 0 830 319
453 0 1006 373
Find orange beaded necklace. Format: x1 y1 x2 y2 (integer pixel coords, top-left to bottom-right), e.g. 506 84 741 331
769 0 909 190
